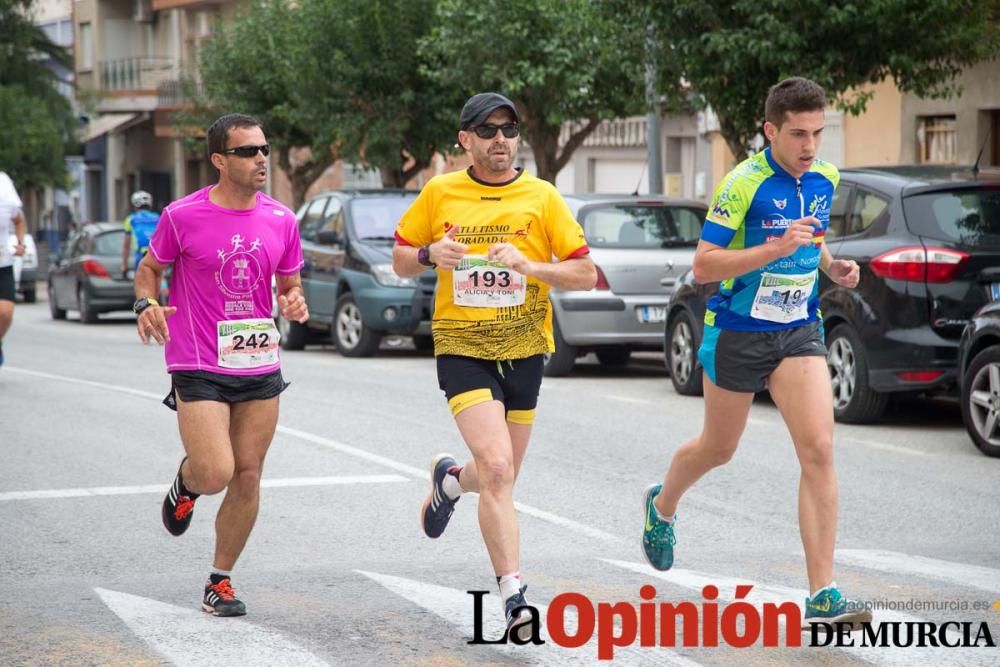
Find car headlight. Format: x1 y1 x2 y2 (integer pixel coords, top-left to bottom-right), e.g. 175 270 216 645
371 263 416 288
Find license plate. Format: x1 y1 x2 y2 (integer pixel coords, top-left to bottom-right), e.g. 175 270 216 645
992 283 1000 301
637 305 666 324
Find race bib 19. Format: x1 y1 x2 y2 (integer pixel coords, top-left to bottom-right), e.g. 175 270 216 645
217 318 280 368
452 255 526 308
750 272 815 323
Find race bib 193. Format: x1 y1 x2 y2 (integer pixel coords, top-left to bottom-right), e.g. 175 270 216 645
217 318 280 368
452 255 526 308
750 272 815 323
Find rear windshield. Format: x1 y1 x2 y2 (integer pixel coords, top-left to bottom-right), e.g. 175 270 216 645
349 196 417 241
903 188 1000 248
580 205 704 248
94 230 125 256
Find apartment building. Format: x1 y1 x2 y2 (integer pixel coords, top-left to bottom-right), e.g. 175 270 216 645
73 0 246 221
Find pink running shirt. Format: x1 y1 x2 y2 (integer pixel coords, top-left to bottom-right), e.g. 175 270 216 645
148 186 304 375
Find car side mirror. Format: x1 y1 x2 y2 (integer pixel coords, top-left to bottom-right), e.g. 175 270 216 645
316 230 342 246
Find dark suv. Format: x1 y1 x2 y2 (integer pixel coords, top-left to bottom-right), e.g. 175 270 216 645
665 166 1000 423
281 190 435 356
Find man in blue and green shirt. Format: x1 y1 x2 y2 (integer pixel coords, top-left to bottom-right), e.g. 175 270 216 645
642 77 872 629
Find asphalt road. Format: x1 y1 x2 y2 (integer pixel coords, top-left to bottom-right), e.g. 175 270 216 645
1 296 998 666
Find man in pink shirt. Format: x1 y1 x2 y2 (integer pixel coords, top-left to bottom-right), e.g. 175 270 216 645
134 113 308 617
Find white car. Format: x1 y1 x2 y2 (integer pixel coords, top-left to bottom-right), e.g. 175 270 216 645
7 232 38 302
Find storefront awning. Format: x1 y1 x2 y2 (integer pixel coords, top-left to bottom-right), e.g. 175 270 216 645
81 113 142 143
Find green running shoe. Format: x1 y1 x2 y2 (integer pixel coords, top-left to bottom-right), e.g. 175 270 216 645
641 483 676 571
804 585 872 629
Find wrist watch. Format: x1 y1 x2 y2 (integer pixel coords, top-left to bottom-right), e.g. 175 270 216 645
417 244 436 268
133 297 159 315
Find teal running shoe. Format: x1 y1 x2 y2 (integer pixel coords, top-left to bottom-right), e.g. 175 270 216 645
804 585 872 629
641 484 676 570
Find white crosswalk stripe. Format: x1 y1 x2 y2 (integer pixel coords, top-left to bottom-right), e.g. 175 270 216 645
356 569 703 666
837 549 1000 596
95 588 331 666
601 558 997 666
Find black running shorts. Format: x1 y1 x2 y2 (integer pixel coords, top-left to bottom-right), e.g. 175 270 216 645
697 320 827 393
436 354 544 424
0 266 15 302
163 369 289 411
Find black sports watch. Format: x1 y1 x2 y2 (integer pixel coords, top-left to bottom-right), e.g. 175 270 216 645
133 297 159 315
417 244 436 268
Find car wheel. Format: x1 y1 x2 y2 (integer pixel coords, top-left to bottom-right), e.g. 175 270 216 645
277 312 310 351
48 283 66 320
961 345 1000 458
22 289 36 303
333 293 381 357
412 335 434 353
596 347 630 367
78 285 98 324
667 310 704 396
826 323 887 423
543 315 576 377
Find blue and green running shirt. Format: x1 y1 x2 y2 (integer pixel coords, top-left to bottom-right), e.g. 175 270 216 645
701 147 838 331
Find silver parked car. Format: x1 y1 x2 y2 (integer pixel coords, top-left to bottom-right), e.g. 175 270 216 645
48 223 135 323
545 194 707 376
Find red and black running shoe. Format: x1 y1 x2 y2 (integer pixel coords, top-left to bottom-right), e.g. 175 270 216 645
161 457 198 536
202 575 247 617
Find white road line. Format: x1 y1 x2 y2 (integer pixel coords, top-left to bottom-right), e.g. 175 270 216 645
7 366 623 543
840 438 931 457
601 558 996 667
837 549 1000 596
95 588 331 667
607 395 655 405
356 570 701 666
0 475 409 502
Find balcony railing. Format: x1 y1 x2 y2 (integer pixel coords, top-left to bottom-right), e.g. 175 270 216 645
560 117 648 148
100 57 176 92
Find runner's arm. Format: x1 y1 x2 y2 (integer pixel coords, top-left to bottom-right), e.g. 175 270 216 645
12 211 26 254
693 217 818 284
134 252 168 300
392 243 425 278
525 255 597 291
276 272 308 323
134 253 175 344
121 235 131 272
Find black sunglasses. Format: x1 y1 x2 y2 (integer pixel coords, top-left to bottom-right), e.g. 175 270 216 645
221 144 270 158
470 123 519 139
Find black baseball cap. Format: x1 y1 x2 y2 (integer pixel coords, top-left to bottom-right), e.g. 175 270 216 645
459 92 519 130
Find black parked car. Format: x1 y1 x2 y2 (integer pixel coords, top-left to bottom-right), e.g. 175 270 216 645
282 190 435 356
47 223 134 323
958 301 1000 457
665 165 1000 423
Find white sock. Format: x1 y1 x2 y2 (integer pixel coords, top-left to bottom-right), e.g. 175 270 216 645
210 567 233 579
655 507 676 524
442 468 464 500
497 572 521 601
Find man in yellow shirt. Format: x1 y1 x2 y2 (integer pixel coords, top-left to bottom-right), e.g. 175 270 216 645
393 92 596 641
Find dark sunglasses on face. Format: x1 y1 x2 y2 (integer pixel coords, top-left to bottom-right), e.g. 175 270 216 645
470 123 519 139
221 144 270 158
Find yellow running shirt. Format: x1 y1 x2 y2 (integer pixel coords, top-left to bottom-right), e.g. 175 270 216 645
395 168 589 360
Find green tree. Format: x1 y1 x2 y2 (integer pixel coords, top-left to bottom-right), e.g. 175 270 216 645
300 0 463 188
421 0 648 184
184 0 333 208
0 0 75 189
634 0 1000 160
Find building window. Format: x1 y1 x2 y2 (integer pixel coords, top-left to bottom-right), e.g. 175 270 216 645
917 115 956 164
79 22 93 70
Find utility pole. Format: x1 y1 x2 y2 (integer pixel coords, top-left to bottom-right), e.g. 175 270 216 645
645 23 663 195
